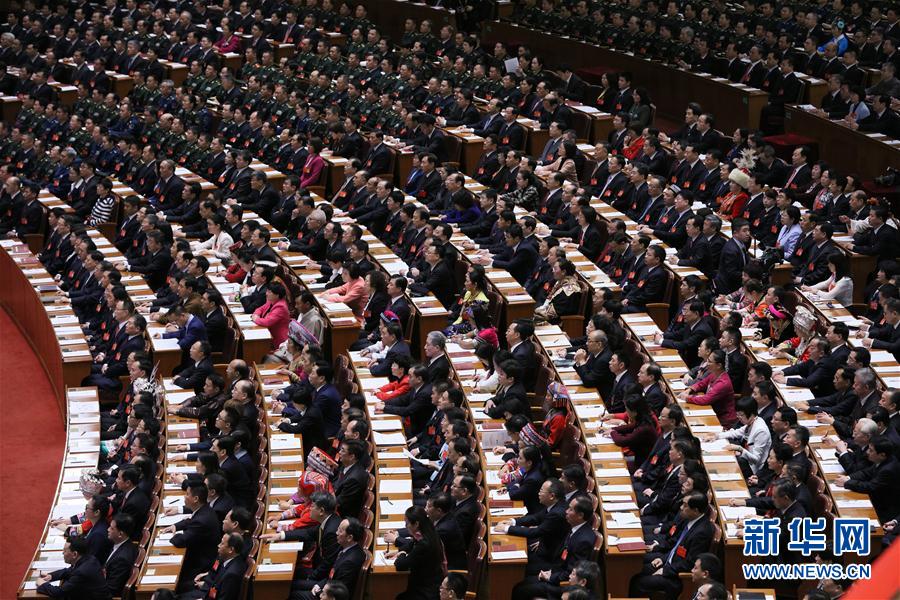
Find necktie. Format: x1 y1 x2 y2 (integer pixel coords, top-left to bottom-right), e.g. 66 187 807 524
666 523 691 564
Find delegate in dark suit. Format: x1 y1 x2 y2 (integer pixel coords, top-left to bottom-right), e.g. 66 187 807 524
507 500 569 573
712 238 748 294
103 540 138 598
172 503 222 592
511 522 598 600
661 320 714 369
332 462 368 519
630 514 715 597
492 241 539 287
37 554 112 600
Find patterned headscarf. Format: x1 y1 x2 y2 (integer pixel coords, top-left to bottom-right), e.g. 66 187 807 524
291 470 333 504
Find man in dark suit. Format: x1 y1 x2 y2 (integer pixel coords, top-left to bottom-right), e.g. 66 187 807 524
633 406 679 495
657 300 713 368
161 308 208 368
852 207 899 261
168 483 222 593
713 218 751 294
368 323 412 378
173 340 214 394
36 536 111 599
363 131 392 174
622 245 669 313
607 351 638 413
865 298 900 362
213 436 255 509
498 478 570 574
200 290 228 351
854 95 898 135
498 106 526 149
264 492 340 585
511 496 598 600
239 265 273 314
103 514 138 598
796 223 838 287
558 65 587 101
836 437 900 522
192 532 247 600
505 319 538 389
113 466 150 532
449 475 480 546
489 224 539 287
485 361 530 419
411 154 443 205
412 115 448 163
82 316 147 391
381 365 434 435
674 216 713 274
128 231 173 292
332 440 369 519
409 243 456 308
630 492 715 598
774 337 836 398
292 518 367 600
573 330 615 398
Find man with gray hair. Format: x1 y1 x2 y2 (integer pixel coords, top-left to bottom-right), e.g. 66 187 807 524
831 418 879 476
281 207 328 258
424 331 450 380
149 158 185 210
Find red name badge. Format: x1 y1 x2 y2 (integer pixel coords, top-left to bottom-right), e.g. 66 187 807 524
752 218 760 227
683 181 691 188
808 263 814 271
796 248 803 257
637 280 645 288
650 455 658 464
560 549 568 560
699 183 706 191
614 268 622 278
603 255 612 263
676 546 687 558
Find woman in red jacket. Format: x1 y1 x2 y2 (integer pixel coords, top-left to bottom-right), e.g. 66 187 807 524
542 382 570 450
251 282 292 349
680 349 736 428
299 137 326 188
376 355 412 401
607 395 660 472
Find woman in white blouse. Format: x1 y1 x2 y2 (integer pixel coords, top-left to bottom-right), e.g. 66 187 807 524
802 253 853 306
190 213 234 260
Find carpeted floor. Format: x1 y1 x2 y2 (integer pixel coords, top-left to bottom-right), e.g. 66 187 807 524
0 307 66 599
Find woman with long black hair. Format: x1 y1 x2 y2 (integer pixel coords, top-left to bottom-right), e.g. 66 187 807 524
390 505 446 599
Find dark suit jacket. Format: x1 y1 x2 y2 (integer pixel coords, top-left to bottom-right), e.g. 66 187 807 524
173 358 214 395
576 348 614 398
220 455 255 508
202 307 228 351
509 501 569 566
493 241 539 286
451 496 479 546
204 555 245 600
115 487 150 528
333 461 368 519
624 265 668 308
38 555 111 600
783 359 836 398
659 516 714 577
319 544 366 594
172 504 223 586
549 524 597 584
661 319 713 368
608 371 637 412
130 249 174 291
103 540 138 597
384 384 434 434
411 259 456 308
676 235 713 274
713 238 748 294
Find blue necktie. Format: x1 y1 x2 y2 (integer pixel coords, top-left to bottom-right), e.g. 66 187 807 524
666 523 690 564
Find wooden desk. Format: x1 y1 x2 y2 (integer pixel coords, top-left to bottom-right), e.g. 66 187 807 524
255 366 305 600
482 22 772 133
784 105 900 181
356 0 458 41
17 388 101 598
0 244 93 415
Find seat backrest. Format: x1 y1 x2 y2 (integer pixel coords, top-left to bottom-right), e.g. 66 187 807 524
486 290 502 326
240 557 256 600
467 538 487 593
352 550 373 600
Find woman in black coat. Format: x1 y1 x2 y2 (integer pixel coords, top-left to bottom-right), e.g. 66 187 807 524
390 506 445 599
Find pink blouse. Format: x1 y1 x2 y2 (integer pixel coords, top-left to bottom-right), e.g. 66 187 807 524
253 299 291 348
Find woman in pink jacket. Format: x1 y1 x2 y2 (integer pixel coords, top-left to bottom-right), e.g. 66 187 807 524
214 23 242 54
252 282 292 349
321 261 367 321
299 137 326 188
680 349 736 428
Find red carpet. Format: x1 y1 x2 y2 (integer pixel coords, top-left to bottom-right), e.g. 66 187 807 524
0 307 66 599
